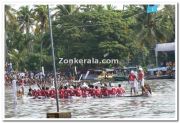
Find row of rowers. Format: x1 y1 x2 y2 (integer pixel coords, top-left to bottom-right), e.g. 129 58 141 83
27 84 126 98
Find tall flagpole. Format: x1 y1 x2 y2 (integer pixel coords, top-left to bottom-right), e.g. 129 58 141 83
47 5 59 112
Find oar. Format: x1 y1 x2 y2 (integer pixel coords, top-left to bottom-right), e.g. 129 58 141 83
36 80 42 90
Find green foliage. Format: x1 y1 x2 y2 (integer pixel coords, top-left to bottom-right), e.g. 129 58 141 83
5 5 175 71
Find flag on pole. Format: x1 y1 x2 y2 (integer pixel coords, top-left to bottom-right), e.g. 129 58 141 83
147 5 158 13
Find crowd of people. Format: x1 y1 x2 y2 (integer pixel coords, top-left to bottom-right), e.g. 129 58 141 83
27 84 126 99
6 62 152 100
5 70 63 87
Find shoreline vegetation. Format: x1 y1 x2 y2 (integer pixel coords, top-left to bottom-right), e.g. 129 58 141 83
5 5 175 72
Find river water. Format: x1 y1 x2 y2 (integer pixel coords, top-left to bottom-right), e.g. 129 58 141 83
5 79 176 119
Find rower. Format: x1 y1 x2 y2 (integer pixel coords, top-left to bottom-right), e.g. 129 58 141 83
75 86 82 97
59 86 63 98
45 87 50 98
63 86 69 99
81 87 88 98
109 84 116 97
49 86 56 98
17 86 24 97
88 85 95 97
94 86 101 98
116 84 126 96
101 84 108 97
40 86 46 97
27 87 32 96
69 86 75 97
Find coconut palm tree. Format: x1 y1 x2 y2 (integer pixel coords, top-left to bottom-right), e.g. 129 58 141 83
106 5 115 10
8 49 28 71
156 5 175 42
5 5 17 28
5 5 17 62
17 6 34 33
17 6 34 52
54 5 80 18
33 5 49 68
123 5 174 48
80 5 105 12
131 6 164 47
33 5 49 34
124 5 175 65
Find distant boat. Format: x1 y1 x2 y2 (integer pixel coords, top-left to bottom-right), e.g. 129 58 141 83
113 67 138 81
81 68 115 80
145 66 175 80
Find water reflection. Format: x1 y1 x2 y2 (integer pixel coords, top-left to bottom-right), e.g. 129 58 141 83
5 79 175 119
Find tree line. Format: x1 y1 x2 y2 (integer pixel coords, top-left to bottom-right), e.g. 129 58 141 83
5 5 175 72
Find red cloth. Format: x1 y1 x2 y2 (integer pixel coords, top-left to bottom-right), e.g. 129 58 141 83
138 71 144 80
49 89 55 98
101 88 108 96
59 89 64 98
111 87 117 95
41 90 46 96
116 87 125 95
76 88 82 97
129 74 136 81
95 89 101 97
64 89 69 98
88 88 95 96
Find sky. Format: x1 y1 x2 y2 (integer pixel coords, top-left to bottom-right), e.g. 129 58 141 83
9 4 165 12
11 4 124 10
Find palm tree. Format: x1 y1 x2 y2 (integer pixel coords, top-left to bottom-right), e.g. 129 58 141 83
33 5 49 68
124 5 175 65
5 5 17 28
17 6 34 52
106 5 115 10
5 5 17 62
93 5 105 11
53 5 80 58
80 5 105 12
54 5 79 18
124 5 174 47
133 6 165 47
8 49 28 71
33 5 49 34
156 5 175 42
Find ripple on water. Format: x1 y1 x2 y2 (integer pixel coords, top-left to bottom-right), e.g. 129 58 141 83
5 79 176 119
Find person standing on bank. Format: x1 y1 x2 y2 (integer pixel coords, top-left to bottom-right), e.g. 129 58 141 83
138 67 145 95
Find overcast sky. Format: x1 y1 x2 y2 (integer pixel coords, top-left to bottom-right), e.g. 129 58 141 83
9 4 165 13
10 4 124 10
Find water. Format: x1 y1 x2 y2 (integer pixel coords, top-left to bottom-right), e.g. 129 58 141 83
5 79 175 119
